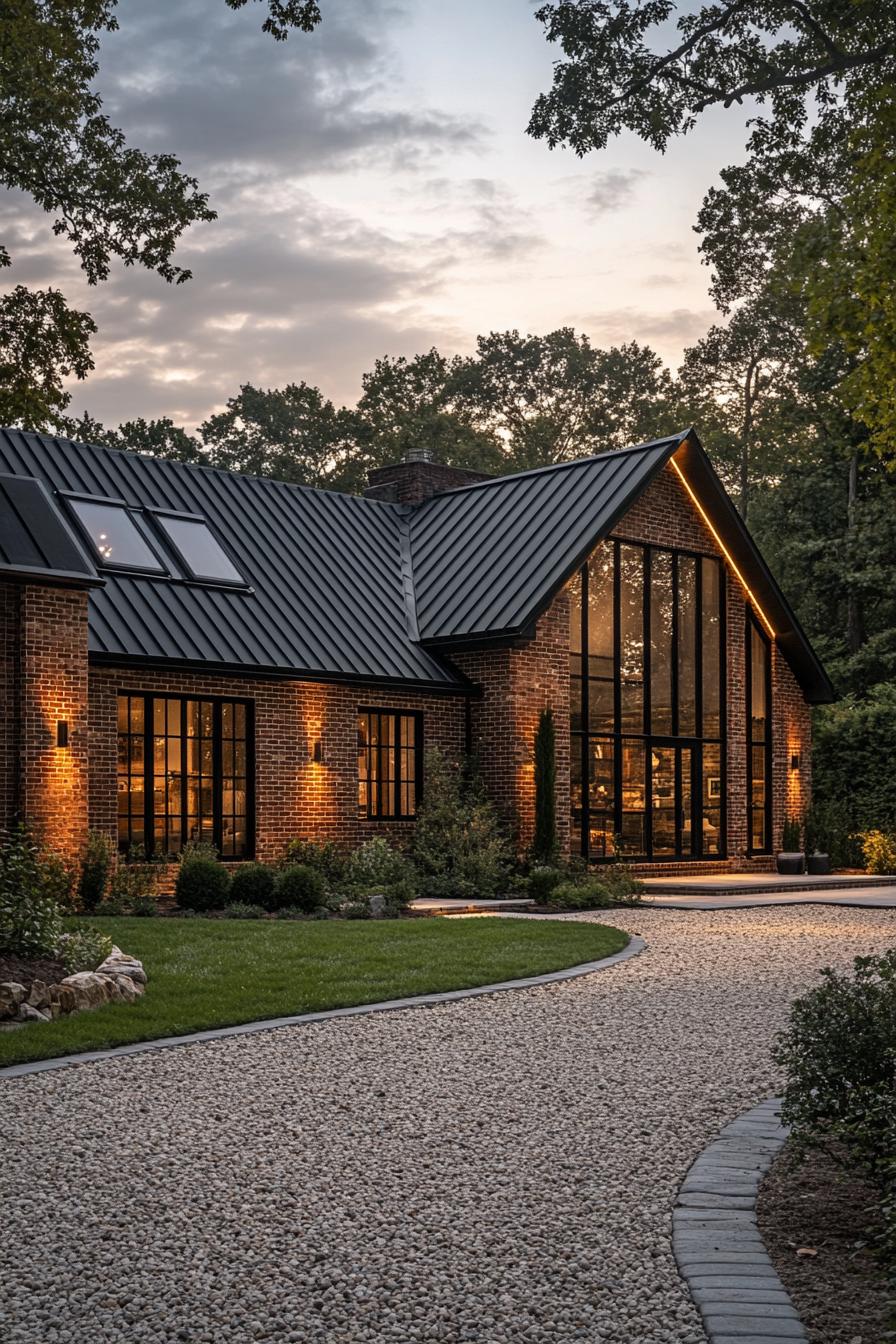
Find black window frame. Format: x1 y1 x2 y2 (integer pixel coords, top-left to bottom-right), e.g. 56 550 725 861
745 612 773 855
64 492 169 576
571 538 727 863
149 508 248 587
357 707 423 821
117 691 255 860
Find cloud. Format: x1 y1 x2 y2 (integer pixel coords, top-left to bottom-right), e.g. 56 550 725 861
584 168 648 216
583 306 718 349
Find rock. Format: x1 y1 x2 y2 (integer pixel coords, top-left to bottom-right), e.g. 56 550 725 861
107 974 140 1004
61 971 116 1010
53 983 78 1015
96 951 147 985
369 893 387 919
0 981 25 1018
27 979 50 1009
16 1003 50 1023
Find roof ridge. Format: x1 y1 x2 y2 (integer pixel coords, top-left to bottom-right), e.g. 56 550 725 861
420 429 693 502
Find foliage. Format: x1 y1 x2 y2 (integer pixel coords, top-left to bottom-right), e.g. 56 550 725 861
344 838 417 908
272 863 326 913
859 830 896 876
0 284 95 428
40 851 77 914
78 831 113 912
175 853 231 912
228 862 276 909
599 863 645 906
532 708 558 864
0 825 63 958
549 876 613 910
774 950 896 1184
527 865 566 903
812 687 896 839
221 902 268 920
108 861 158 911
411 749 512 900
781 816 802 852
803 800 855 867
57 922 113 975
283 838 347 889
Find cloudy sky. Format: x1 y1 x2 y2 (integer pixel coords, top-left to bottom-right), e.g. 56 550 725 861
6 0 751 431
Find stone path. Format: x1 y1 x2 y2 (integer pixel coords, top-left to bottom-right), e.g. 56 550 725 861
2 906 893 1344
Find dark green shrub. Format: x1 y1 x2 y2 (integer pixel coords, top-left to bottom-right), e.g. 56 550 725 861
342 899 372 920
527 866 566 903
58 923 114 974
813 686 896 839
803 799 856 866
411 749 511 900
272 864 325 913
222 901 267 920
130 894 158 917
344 838 417 908
108 861 159 912
0 825 63 957
229 862 276 909
774 949 896 1181
549 877 613 910
79 830 113 911
601 863 645 906
532 707 558 864
175 853 231 912
284 838 347 889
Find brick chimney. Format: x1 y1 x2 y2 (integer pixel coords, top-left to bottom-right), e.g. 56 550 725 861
365 446 492 505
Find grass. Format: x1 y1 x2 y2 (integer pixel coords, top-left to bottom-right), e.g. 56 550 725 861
0 916 628 1067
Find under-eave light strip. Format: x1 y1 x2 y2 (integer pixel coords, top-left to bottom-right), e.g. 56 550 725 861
669 456 776 639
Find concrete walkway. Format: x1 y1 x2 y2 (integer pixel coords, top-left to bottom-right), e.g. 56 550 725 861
2 905 894 1344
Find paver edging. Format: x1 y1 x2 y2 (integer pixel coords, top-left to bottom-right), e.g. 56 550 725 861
0 933 646 1081
673 1097 808 1343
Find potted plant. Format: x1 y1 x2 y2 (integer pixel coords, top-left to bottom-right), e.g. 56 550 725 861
803 805 831 875
776 816 805 875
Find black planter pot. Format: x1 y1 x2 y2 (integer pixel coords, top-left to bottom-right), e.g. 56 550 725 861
806 853 831 876
776 852 805 875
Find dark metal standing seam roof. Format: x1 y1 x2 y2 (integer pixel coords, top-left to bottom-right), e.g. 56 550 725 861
410 433 687 642
0 429 461 689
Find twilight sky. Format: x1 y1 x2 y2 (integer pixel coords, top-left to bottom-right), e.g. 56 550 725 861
6 0 752 431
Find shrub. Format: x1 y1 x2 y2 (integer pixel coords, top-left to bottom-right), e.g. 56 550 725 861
344 838 417 908
600 863 645 906
774 949 896 1182
532 708 558 864
859 829 896 875
57 923 114 975
229 862 276 910
549 877 613 910
781 815 802 851
108 861 158 911
283 839 347 889
0 826 63 958
175 852 231 912
803 799 856 866
527 866 566 903
129 894 158 917
222 901 267 920
341 899 372 920
411 749 511 900
272 864 326 913
813 686 896 840
79 830 113 911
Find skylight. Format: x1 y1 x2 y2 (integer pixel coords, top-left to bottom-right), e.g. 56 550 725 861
69 499 165 572
155 514 244 584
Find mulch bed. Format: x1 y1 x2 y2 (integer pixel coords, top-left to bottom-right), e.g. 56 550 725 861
0 953 66 994
756 1140 894 1343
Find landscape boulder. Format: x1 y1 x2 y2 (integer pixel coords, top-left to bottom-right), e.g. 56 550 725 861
0 982 25 1018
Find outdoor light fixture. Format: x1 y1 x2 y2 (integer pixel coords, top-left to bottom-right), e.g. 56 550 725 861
790 753 801 771
56 720 69 748
311 739 323 764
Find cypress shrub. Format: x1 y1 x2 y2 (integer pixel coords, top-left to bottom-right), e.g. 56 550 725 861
531 707 558 864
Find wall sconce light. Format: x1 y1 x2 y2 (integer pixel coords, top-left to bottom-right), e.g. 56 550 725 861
790 753 800 771
56 720 69 748
311 739 323 764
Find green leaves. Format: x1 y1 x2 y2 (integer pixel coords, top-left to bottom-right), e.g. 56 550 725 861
0 285 95 428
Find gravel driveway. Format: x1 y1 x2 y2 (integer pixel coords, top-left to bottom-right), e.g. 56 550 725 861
2 906 893 1344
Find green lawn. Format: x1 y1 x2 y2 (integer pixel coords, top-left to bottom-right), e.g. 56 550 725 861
0 916 628 1067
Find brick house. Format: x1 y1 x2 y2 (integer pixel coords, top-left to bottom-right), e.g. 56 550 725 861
0 426 832 877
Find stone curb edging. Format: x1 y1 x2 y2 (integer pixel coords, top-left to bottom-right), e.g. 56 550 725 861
673 1096 808 1344
0 934 646 1081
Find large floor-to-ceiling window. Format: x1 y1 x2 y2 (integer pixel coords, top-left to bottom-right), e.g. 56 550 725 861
746 615 772 853
570 539 726 861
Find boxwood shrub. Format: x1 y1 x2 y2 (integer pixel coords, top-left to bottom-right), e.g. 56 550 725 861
175 854 231 912
229 862 276 910
272 864 326 913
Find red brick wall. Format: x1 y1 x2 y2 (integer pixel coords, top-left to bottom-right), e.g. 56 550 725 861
88 666 467 863
365 460 492 504
0 583 91 860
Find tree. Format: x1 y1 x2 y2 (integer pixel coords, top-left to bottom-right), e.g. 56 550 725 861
200 382 363 491
528 1 896 157
456 329 676 468
354 350 503 473
0 1 322 428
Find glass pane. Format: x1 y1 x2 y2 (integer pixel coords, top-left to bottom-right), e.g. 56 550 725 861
702 558 721 737
166 699 180 734
70 499 165 571
570 742 583 853
587 542 614 678
619 545 644 733
751 624 767 741
752 808 766 852
650 550 673 735
587 677 614 734
117 696 129 732
677 556 697 736
568 570 582 657
702 743 722 856
620 738 646 855
651 746 675 855
570 677 583 733
752 746 767 807
680 747 693 856
157 515 244 583
587 738 614 860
